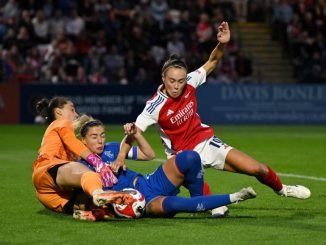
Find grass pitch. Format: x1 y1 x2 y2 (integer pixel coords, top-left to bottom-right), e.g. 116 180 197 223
0 125 325 245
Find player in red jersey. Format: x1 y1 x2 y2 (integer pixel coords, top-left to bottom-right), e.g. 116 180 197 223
115 22 311 217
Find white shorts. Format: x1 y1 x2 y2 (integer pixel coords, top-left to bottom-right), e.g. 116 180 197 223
193 135 232 170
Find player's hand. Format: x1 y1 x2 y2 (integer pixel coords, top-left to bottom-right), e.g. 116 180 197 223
96 162 118 187
110 158 127 173
123 122 137 136
217 21 230 44
85 153 118 187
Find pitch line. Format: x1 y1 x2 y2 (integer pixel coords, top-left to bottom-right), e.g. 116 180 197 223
153 158 326 182
277 173 326 182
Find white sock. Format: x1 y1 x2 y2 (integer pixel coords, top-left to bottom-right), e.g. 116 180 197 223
277 185 286 196
229 193 239 203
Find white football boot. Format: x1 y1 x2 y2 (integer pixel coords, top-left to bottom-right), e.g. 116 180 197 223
229 187 257 204
278 184 311 199
211 206 229 218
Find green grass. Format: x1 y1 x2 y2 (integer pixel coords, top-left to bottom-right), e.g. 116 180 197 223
0 125 325 244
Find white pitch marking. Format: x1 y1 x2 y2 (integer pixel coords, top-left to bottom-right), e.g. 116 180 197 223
277 173 326 182
153 158 326 182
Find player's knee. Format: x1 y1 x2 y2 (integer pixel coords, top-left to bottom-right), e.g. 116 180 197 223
147 197 174 218
252 163 269 177
176 150 201 173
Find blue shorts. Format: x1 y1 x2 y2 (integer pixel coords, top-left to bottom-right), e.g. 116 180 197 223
135 166 180 203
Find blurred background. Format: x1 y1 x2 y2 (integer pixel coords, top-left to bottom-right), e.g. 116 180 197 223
0 0 325 125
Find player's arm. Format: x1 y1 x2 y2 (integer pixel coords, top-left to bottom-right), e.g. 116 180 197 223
202 21 230 76
59 124 90 157
112 134 133 172
111 123 155 172
124 124 155 161
111 96 158 169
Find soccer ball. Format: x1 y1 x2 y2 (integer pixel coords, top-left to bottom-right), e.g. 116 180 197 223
112 188 146 219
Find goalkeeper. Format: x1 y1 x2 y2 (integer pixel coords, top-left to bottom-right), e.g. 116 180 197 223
32 96 135 215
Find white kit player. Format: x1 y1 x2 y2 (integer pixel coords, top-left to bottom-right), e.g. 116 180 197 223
132 22 311 217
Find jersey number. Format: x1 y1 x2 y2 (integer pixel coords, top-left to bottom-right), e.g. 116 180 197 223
209 136 224 148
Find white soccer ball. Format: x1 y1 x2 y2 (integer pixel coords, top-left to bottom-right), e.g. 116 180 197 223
112 188 146 219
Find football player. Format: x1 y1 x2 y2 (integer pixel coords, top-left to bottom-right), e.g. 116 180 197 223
117 21 310 218
73 116 256 220
32 96 136 216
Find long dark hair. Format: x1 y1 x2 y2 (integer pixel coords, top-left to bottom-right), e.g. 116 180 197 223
161 54 188 77
35 96 70 124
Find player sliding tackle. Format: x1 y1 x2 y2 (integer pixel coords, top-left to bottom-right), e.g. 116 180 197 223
73 116 257 220
119 21 311 217
31 98 256 221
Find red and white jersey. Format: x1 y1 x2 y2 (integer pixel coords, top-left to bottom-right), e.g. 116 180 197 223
135 67 214 157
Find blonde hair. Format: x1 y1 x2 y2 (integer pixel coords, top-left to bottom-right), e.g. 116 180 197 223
73 114 96 139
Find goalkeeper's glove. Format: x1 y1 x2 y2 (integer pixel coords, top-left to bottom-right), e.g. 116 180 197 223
86 153 118 187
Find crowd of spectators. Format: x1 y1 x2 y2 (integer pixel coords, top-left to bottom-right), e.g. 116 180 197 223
0 0 255 85
0 0 324 85
270 0 325 83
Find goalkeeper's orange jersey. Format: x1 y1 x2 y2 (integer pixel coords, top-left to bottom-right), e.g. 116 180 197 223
32 118 91 213
33 118 88 170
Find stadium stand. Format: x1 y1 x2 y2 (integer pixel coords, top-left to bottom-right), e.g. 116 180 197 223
0 0 324 84
270 0 325 83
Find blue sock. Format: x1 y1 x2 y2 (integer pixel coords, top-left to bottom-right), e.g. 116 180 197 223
175 151 204 197
163 195 231 214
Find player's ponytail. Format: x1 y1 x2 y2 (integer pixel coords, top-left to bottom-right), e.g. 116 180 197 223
36 98 50 123
35 96 70 124
169 54 179 61
161 54 187 76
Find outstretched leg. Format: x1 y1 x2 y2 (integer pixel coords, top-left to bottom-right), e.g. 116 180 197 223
224 148 311 199
146 187 256 217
